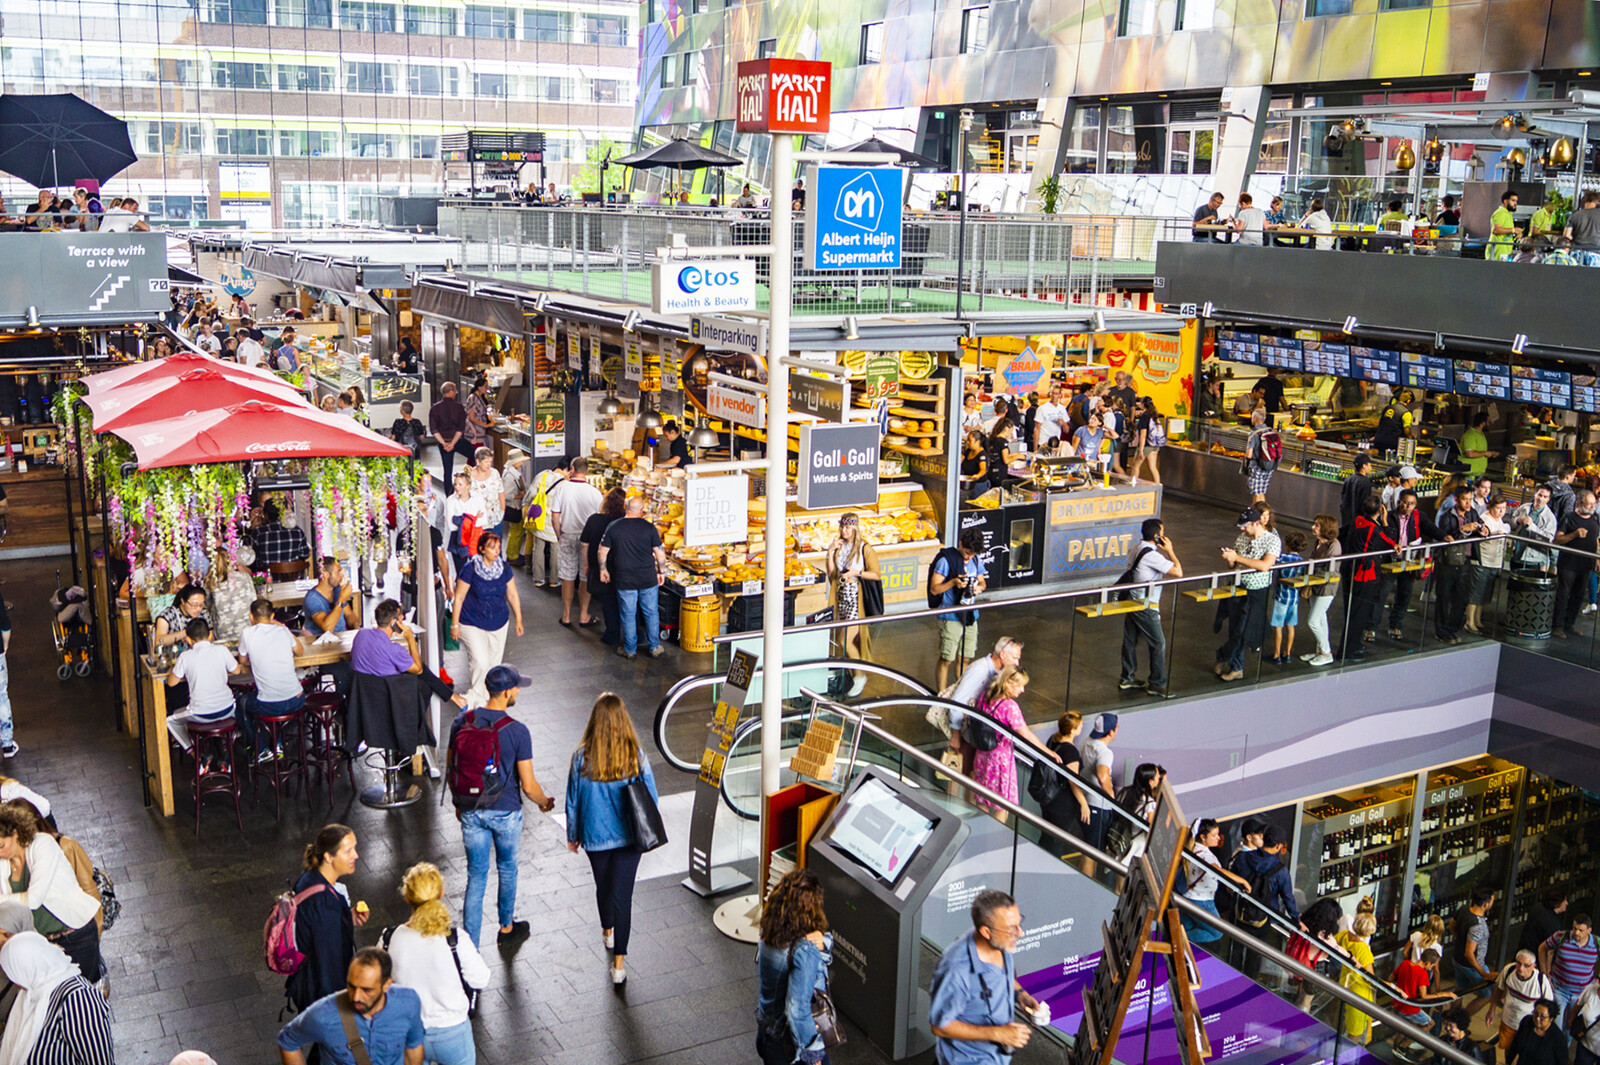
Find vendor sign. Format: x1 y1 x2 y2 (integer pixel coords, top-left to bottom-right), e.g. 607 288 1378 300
863 353 899 401
1094 329 1196 418
797 422 879 509
996 345 1048 396
684 474 749 547
534 394 566 457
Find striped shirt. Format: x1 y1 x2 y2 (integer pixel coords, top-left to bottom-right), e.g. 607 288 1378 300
30 977 113 1065
1544 931 1600 992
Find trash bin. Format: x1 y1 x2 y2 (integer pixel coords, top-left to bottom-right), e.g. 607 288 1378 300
1504 567 1555 643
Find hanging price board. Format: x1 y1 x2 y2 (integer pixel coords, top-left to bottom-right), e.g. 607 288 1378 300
624 338 643 382
663 341 682 391
565 325 581 370
863 353 900 401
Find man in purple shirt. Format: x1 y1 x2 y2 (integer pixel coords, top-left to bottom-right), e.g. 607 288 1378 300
352 600 465 708
427 382 474 485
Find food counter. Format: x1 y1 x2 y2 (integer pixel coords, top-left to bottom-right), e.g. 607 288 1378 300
0 463 74 551
308 347 425 423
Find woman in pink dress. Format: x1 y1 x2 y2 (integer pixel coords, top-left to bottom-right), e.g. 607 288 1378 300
970 667 1060 822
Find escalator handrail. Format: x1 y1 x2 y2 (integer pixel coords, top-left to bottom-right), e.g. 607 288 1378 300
797 686 1484 1054
651 658 935 772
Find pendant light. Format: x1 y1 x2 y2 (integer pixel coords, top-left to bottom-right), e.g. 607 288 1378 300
687 417 720 448
1492 114 1516 140
1552 137 1576 165
1424 135 1445 164
1394 141 1417 171
596 388 623 415
636 393 663 429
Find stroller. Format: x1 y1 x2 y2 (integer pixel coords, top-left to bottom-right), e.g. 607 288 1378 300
50 574 94 680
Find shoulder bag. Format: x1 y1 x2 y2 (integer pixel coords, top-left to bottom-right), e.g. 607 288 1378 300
789 942 846 1050
622 774 668 852
336 992 376 1065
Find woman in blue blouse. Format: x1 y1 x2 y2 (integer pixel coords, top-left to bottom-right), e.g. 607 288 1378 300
450 532 522 706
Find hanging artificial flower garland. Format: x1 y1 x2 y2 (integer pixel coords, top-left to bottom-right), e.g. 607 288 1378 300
309 456 424 563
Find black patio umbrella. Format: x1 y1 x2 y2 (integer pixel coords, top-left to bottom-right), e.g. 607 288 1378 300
833 136 940 169
0 93 138 189
614 138 743 171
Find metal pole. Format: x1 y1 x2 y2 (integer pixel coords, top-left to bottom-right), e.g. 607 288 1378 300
956 113 971 319
761 132 794 800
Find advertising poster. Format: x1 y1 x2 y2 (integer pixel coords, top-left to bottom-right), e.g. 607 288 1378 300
1094 330 1195 419
533 394 566 457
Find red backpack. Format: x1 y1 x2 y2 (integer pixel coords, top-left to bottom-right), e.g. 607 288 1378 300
264 883 326 975
445 711 513 811
1255 428 1283 468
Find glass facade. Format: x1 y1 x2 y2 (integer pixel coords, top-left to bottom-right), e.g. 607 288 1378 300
0 0 639 226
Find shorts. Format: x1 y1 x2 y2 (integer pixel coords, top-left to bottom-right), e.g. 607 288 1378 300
557 533 584 582
1270 598 1299 627
1247 465 1274 496
1500 1023 1520 1050
939 618 979 662
1401 1012 1429 1027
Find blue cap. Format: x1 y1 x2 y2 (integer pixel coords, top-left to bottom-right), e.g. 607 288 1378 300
485 665 530 693
1091 713 1118 739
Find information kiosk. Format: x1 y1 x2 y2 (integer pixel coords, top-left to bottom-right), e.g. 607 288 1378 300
808 770 969 1060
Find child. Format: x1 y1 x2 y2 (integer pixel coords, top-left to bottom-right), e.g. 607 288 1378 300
1270 530 1307 664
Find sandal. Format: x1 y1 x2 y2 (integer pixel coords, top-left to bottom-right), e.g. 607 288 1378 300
559 619 573 628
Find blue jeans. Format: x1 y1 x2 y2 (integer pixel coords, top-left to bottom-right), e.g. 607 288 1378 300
460 808 523 946
1556 986 1582 1028
245 692 305 751
1182 897 1223 943
0 654 14 748
617 585 661 654
423 1020 476 1065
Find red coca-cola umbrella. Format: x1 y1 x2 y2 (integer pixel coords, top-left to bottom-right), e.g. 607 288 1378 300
83 368 306 432
112 399 410 469
81 352 288 397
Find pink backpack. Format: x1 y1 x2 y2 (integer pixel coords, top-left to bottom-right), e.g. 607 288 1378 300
264 883 326 975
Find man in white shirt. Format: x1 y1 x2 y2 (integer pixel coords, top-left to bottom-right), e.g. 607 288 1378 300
194 322 222 354
1232 192 1267 247
236 598 306 763
1570 978 1600 1063
1033 385 1070 450
237 332 265 368
549 456 604 626
165 616 240 754
1080 713 1119 850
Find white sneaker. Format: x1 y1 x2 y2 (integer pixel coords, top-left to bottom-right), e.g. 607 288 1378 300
848 673 867 697
1310 654 1335 667
1298 652 1318 662
603 931 614 949
1585 604 1598 615
610 965 626 985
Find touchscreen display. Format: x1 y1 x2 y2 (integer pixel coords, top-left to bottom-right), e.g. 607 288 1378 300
826 778 937 886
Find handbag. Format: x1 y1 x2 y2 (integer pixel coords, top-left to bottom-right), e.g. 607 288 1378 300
622 776 668 852
459 512 484 555
859 576 885 618
788 942 846 1050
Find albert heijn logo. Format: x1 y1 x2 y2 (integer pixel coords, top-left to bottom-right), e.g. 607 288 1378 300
734 58 831 135
834 171 886 232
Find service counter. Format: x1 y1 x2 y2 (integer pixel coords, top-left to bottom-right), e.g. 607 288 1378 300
308 349 425 425
0 465 74 550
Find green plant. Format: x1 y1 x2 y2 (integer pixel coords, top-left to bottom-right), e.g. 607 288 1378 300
1547 189 1575 230
571 138 627 196
1038 175 1062 215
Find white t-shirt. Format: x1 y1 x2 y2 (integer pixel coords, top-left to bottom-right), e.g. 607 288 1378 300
237 337 265 367
1081 737 1115 810
1235 207 1267 246
1303 210 1334 250
237 622 301 703
385 924 491 1029
194 333 222 354
550 478 602 537
0 780 50 819
97 208 134 233
172 640 238 718
1574 983 1600 1055
1034 401 1070 447
1497 965 1555 1031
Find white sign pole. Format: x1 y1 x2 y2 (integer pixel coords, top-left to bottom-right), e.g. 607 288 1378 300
762 132 794 800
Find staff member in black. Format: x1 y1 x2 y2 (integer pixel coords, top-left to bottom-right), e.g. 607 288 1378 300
657 422 692 469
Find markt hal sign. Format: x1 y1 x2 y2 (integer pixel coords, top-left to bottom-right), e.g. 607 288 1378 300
735 59 831 135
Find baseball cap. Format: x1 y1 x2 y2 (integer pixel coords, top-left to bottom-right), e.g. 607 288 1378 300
1090 712 1118 739
484 665 531 693
1236 506 1263 528
1398 465 1419 480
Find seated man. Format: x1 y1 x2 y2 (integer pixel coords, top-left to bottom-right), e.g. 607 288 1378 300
251 500 311 573
352 599 465 710
164 617 240 759
236 597 306 763
304 556 361 637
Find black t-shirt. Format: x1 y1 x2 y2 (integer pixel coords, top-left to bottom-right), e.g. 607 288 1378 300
1193 204 1219 231
668 435 691 467
581 512 617 586
1041 736 1083 821
1438 209 1461 227
1559 512 1600 568
1108 385 1137 414
600 517 663 590
390 418 425 448
1517 904 1564 957
1509 1017 1568 1065
1258 375 1286 413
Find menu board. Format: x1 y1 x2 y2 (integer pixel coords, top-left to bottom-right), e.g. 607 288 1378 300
1350 346 1400 384
1216 329 1260 365
1256 335 1304 371
1402 352 1454 393
1573 375 1600 414
1303 341 1351 377
1456 359 1510 400
1511 366 1572 409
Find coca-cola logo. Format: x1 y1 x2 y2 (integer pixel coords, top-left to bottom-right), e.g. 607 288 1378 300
245 441 312 453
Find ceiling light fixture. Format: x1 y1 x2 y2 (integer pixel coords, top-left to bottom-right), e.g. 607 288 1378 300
1492 113 1517 140
1395 141 1417 171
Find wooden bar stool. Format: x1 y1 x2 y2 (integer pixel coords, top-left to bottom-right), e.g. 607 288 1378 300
188 718 243 835
251 703 309 822
303 692 355 807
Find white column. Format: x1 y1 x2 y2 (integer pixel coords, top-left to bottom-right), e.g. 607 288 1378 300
761 133 793 799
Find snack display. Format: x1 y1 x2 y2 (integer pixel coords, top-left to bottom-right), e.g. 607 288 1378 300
789 509 938 551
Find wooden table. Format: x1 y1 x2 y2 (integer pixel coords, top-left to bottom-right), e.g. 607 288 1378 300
137 641 350 817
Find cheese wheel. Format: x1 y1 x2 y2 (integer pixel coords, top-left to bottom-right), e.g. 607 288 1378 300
918 437 934 449
920 420 936 434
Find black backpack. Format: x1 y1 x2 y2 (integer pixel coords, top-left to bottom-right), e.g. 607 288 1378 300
1111 546 1157 602
378 925 478 1015
928 546 975 624
1237 855 1283 928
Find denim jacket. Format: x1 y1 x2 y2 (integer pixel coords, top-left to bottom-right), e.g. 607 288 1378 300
565 749 658 851
756 933 833 1064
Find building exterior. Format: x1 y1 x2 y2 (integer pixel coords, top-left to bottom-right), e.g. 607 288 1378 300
634 0 1598 217
0 0 639 226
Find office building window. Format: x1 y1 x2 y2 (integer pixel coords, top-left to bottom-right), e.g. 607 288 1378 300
681 51 698 84
275 0 332 26
411 135 439 159
207 0 267 22
464 5 513 37
473 71 507 97
1381 0 1429 9
347 132 400 157
213 61 269 89
525 9 570 40
582 14 628 44
660 54 675 87
859 22 884 63
1176 0 1213 30
407 63 457 95
961 7 989 53
403 5 455 33
758 37 776 58
278 130 337 156
1064 105 1100 172
345 61 397 92
339 1 394 29
591 78 624 104
145 121 204 155
216 127 272 155
1117 0 1156 35
277 64 337 90
1305 0 1353 14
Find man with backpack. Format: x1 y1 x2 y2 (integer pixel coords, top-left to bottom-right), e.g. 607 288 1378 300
1242 408 1281 504
929 529 988 691
446 664 555 948
1117 518 1181 697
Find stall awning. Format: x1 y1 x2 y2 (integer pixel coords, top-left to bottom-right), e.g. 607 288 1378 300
412 279 527 335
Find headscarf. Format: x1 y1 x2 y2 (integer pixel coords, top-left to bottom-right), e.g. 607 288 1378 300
171 1053 219 1065
0 933 79 1065
0 901 31 938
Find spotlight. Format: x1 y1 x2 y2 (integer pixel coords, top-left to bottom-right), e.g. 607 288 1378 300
25 307 38 329
1492 114 1516 140
1090 309 1107 334
842 315 859 341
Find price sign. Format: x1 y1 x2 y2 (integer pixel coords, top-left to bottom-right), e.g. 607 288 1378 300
624 338 643 382
663 341 682 391
863 353 900 401
565 326 581 370
534 395 565 433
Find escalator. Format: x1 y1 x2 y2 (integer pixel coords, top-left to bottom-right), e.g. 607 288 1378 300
655 668 1485 1065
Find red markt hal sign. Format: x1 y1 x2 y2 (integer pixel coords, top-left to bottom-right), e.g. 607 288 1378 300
735 59 831 134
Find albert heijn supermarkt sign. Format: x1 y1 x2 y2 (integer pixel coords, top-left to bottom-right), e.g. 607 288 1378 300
735 59 831 134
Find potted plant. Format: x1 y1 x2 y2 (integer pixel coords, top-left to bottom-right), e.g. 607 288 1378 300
1038 175 1062 216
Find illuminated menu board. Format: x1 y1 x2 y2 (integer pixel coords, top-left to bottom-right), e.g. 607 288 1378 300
1401 352 1453 393
1302 341 1351 377
1510 366 1571 409
1256 335 1304 371
1216 330 1260 365
1455 359 1510 400
1573 375 1600 414
1350 347 1400 384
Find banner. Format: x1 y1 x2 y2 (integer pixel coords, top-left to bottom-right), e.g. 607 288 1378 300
1092 329 1198 419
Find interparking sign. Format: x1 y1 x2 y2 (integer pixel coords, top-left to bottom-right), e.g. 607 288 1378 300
803 165 903 272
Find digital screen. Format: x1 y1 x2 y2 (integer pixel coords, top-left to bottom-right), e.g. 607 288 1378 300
1456 359 1510 400
1350 347 1400 384
1573 375 1600 414
1302 341 1351 377
1402 352 1454 393
1256 335 1303 372
825 777 937 887
1511 366 1571 410
1216 329 1259 366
